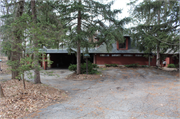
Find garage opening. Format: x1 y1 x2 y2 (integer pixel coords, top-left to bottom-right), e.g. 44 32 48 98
49 53 94 69
50 53 76 69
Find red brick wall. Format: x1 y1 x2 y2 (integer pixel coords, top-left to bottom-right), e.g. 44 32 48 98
95 54 151 65
151 56 156 66
95 54 178 66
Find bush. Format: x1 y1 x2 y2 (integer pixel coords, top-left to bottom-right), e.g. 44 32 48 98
105 64 118 67
167 64 176 68
68 62 99 74
125 63 139 68
105 64 111 67
111 64 118 67
141 65 148 68
92 64 99 68
68 64 77 71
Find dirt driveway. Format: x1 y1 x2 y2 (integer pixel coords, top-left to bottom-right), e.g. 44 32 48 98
21 68 180 119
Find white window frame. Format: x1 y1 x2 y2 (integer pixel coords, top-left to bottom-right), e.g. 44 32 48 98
112 54 121 57
135 54 143 57
100 54 109 57
123 54 133 57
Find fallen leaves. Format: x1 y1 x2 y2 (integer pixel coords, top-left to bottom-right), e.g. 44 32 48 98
66 73 103 81
0 61 11 75
0 80 67 119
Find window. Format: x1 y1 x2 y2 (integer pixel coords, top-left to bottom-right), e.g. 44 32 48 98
119 41 126 49
117 37 129 50
112 54 121 57
123 54 133 57
100 54 109 57
135 54 142 57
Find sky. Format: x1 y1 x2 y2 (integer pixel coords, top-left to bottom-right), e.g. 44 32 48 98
111 0 143 28
98 0 133 18
98 0 142 28
112 0 132 19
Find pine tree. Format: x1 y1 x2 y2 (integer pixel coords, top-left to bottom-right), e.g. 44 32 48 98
11 0 25 79
31 0 41 83
57 0 130 74
0 0 64 83
129 0 179 67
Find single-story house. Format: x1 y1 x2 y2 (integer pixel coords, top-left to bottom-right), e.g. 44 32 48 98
40 36 179 69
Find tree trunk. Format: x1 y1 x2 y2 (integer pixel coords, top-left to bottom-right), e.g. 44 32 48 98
156 42 160 67
11 0 25 79
31 0 41 83
148 55 151 67
77 0 81 75
156 10 161 67
86 58 88 74
0 84 4 98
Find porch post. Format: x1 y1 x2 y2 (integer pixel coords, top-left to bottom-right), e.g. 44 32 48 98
43 54 47 70
93 54 96 64
165 57 170 67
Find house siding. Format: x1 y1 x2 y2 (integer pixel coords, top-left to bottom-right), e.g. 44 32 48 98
95 54 157 66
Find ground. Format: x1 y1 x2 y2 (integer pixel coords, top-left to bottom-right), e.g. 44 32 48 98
0 79 68 119
21 67 179 119
0 66 180 119
0 60 68 118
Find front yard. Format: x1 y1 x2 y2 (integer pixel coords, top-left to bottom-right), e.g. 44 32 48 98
0 66 179 119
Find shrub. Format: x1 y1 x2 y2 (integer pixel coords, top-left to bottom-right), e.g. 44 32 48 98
141 65 148 68
105 64 111 67
92 64 99 68
68 64 77 71
68 62 99 74
167 64 176 68
105 64 118 67
81 62 92 74
111 64 118 67
125 63 139 68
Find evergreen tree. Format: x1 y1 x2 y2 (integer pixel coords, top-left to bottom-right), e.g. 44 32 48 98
57 0 130 74
0 0 64 83
31 0 41 83
129 0 179 67
0 0 25 79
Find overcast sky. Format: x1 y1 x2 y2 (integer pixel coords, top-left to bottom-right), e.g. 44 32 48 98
112 0 132 19
110 0 143 28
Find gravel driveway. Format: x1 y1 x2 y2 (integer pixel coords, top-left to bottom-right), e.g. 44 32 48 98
21 68 180 119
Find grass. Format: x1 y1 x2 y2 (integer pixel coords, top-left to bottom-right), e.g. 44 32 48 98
101 68 107 71
96 71 102 75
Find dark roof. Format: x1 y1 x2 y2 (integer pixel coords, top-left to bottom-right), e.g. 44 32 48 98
44 43 143 54
89 43 144 54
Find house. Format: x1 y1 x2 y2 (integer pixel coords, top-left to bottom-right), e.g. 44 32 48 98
40 36 179 69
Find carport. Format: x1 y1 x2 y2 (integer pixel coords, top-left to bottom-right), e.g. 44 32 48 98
42 49 94 69
50 53 76 69
49 53 94 69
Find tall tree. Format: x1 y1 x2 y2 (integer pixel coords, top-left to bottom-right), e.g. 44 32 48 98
11 0 25 79
129 0 179 67
77 0 82 74
57 0 130 74
31 0 41 83
1 0 64 82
